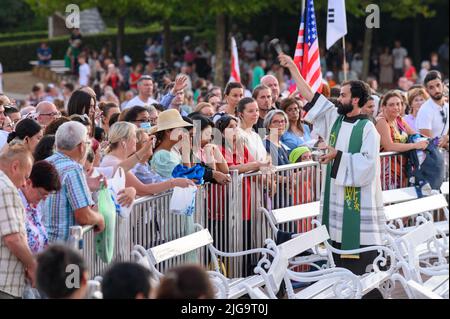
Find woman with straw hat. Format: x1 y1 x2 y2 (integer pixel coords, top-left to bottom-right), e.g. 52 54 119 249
100 121 194 197
151 109 195 178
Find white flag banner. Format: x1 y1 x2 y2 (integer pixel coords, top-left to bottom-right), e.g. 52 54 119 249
326 0 347 49
229 36 241 83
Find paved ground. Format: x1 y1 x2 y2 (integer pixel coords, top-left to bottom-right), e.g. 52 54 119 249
2 71 51 100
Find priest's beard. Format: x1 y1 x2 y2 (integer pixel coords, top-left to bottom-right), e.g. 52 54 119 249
336 101 354 116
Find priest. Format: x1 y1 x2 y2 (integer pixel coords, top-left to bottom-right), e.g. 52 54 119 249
278 54 387 285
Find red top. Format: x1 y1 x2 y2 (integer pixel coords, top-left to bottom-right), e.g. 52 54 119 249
107 73 119 89
219 145 253 221
404 66 417 82
130 73 141 90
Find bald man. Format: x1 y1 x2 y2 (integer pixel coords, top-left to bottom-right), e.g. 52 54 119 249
36 101 60 127
0 145 36 299
261 75 281 108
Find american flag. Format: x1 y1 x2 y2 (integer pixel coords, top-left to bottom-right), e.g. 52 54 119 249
294 0 323 93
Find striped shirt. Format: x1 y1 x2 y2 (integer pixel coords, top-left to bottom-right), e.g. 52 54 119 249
0 170 26 297
43 152 94 243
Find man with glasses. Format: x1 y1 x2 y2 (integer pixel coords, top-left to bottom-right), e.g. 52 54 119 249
35 101 61 127
416 71 449 145
43 121 105 243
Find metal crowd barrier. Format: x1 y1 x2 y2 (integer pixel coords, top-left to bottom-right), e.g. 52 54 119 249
69 150 449 279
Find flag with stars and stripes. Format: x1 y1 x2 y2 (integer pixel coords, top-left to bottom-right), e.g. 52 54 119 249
294 0 323 93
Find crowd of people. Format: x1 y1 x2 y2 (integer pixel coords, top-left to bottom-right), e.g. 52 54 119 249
0 30 449 299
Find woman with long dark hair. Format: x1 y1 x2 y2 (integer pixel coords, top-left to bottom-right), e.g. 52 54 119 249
7 118 43 154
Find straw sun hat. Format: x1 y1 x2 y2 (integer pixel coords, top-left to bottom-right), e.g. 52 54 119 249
149 109 193 134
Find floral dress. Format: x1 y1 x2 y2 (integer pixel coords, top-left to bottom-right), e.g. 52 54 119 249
18 191 48 254
380 116 409 190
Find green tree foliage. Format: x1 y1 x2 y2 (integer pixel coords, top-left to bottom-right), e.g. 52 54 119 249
0 0 40 32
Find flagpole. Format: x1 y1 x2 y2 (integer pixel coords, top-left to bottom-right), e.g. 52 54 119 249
342 36 347 82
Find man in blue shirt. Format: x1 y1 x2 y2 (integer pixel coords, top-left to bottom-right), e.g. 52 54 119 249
43 121 105 243
37 42 52 66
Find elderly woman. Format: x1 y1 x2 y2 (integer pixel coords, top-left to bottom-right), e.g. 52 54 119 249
280 98 315 152
263 109 290 166
7 118 43 154
101 121 194 196
194 102 215 118
19 161 61 254
376 90 429 189
403 88 429 132
263 109 296 209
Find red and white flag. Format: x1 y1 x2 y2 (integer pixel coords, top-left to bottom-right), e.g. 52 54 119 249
293 0 322 93
229 36 241 83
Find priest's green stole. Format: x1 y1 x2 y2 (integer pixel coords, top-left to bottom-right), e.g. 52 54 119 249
322 115 369 258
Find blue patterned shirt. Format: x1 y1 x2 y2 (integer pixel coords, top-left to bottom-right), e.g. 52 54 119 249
281 124 314 153
43 152 94 243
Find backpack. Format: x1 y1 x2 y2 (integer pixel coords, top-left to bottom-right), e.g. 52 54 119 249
405 136 445 196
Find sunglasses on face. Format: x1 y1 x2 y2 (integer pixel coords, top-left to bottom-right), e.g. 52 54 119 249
135 118 150 123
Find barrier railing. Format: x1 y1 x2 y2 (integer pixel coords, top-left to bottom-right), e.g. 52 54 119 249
69 150 449 278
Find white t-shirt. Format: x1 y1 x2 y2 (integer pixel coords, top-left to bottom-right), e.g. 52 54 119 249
242 40 258 59
415 98 449 138
79 63 91 86
123 95 158 110
240 128 268 162
392 47 408 69
0 130 8 151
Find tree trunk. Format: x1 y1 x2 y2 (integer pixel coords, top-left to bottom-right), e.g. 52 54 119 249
163 19 172 64
361 26 373 81
116 16 125 60
214 13 226 88
413 16 421 70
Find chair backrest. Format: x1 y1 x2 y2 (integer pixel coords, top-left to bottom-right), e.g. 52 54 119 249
265 248 289 292
260 226 329 293
406 280 445 299
384 194 448 221
278 225 330 260
271 201 320 225
382 187 418 205
148 228 214 265
400 221 437 251
397 222 438 271
441 181 449 195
